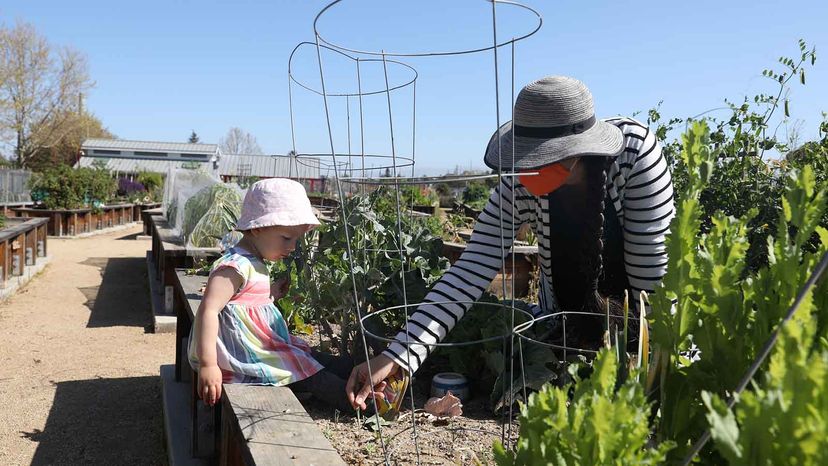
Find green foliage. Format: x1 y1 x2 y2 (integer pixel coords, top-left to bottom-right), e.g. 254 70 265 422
648 121 828 462
494 348 674 465
400 185 437 206
462 181 490 210
28 165 116 210
652 40 822 271
80 167 118 207
703 303 828 465
267 259 313 335
440 213 474 243
137 171 164 199
279 188 450 356
186 185 243 248
182 184 243 247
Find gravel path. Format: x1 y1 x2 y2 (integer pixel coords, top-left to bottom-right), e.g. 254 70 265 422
0 226 174 466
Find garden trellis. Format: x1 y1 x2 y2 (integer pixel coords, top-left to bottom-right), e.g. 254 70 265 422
284 1 576 462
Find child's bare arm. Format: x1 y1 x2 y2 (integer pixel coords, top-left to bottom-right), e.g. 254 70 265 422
271 273 291 300
195 268 243 406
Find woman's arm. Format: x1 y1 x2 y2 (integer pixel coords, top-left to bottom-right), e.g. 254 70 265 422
347 177 528 408
195 268 243 406
620 128 675 302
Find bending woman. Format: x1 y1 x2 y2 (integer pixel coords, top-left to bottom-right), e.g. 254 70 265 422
347 76 675 410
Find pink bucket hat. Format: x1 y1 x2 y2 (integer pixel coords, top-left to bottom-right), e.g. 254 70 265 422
235 178 320 231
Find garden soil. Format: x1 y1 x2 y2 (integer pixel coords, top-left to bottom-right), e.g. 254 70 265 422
0 226 173 466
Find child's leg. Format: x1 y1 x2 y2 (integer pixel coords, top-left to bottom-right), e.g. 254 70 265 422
309 351 353 379
289 368 356 414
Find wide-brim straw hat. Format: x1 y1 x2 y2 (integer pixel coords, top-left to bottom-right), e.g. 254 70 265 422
235 178 320 231
484 76 624 170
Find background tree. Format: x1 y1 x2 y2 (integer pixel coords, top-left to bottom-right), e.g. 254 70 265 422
218 127 263 155
0 21 94 168
188 130 199 143
27 111 114 171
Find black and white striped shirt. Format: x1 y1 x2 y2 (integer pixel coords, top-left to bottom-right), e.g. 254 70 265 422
385 117 675 373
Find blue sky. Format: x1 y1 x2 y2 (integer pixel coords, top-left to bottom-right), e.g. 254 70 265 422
3 0 826 175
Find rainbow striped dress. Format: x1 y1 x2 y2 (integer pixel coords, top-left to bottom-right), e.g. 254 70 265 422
188 247 322 386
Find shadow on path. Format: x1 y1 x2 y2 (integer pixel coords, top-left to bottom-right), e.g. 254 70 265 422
21 376 166 466
79 257 151 330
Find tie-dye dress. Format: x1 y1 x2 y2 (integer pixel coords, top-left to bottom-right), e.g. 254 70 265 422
188 247 322 385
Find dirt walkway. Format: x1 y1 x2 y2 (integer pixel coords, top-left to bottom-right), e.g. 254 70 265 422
0 226 174 466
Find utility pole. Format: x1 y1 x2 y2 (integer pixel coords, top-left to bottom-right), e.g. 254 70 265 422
78 92 88 139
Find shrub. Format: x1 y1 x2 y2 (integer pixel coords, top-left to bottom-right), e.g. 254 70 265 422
462 181 490 210
28 165 116 210
137 171 163 192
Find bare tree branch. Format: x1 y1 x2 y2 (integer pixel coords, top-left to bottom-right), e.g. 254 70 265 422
218 126 264 155
0 21 93 167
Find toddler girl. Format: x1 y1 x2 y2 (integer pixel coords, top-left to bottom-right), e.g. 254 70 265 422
188 178 377 413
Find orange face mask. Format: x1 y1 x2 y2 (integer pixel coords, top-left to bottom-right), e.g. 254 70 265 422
519 159 578 196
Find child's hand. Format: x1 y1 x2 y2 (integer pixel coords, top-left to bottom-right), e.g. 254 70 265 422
198 365 223 406
271 276 290 300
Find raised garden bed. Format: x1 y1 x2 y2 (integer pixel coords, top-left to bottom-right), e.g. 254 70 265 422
452 200 482 219
147 214 219 320
410 203 439 215
141 207 163 236
0 216 49 297
307 194 340 208
166 267 514 465
132 201 162 223
11 203 137 237
442 241 538 299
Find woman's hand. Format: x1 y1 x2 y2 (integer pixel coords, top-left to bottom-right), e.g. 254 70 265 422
346 354 401 410
271 276 290 300
198 365 223 406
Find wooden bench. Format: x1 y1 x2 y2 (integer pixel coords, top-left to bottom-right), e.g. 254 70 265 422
170 269 345 465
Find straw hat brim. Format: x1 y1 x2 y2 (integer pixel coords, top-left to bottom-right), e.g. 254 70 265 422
483 119 624 170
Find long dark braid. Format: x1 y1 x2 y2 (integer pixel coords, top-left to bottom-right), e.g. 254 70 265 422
545 156 624 349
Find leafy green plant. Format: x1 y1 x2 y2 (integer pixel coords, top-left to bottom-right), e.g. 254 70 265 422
182 184 243 245
279 188 450 357
185 185 243 248
441 213 474 243
78 167 118 208
653 40 822 271
400 185 437 206
137 171 164 201
462 181 490 210
648 121 828 462
703 309 828 466
494 347 674 465
28 165 116 210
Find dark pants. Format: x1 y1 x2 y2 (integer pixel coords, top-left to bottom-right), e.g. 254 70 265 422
289 351 357 414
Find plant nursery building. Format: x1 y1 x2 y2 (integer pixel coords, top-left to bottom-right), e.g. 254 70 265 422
77 138 325 191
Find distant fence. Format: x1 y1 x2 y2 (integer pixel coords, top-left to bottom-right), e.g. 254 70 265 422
0 169 32 204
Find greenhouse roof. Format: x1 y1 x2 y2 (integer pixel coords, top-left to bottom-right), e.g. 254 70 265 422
75 157 215 174
81 138 219 155
219 154 321 179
